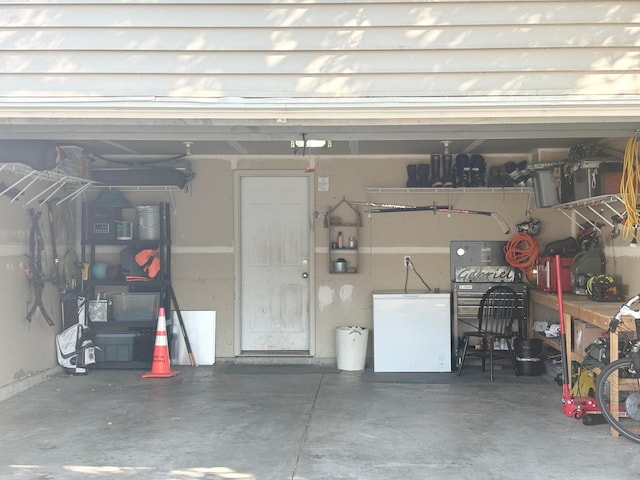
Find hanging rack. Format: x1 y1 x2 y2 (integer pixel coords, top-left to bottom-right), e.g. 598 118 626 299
555 194 630 231
0 163 96 207
0 162 185 210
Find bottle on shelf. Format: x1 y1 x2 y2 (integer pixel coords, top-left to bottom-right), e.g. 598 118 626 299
337 231 343 249
349 236 357 249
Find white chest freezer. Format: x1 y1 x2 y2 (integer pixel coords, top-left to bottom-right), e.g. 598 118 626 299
373 292 451 372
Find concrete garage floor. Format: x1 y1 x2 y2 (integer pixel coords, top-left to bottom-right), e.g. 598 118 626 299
0 365 639 480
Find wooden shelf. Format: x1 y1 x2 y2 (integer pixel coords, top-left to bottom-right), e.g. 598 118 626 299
327 198 362 274
529 289 618 331
366 186 532 194
533 331 561 350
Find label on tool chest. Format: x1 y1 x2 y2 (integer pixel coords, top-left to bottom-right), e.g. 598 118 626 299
454 266 515 283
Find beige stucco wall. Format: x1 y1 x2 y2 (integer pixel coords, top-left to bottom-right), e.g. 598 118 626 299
154 153 573 360
0 195 65 390
4 150 640 390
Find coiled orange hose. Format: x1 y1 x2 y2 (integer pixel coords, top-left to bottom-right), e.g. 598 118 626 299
504 233 539 273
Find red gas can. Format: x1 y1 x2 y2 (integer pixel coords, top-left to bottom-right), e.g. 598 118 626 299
537 256 572 293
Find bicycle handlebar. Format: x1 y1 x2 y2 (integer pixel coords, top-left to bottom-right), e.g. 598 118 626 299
610 294 640 333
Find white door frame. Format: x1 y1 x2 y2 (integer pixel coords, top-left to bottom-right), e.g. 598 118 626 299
233 170 316 357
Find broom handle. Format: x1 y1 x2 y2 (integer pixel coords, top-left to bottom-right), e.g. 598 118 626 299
169 286 196 367
555 255 571 396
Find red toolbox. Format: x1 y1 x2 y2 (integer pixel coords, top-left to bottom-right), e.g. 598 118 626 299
537 256 572 293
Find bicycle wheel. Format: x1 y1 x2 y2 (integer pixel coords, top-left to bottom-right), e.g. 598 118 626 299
596 357 640 443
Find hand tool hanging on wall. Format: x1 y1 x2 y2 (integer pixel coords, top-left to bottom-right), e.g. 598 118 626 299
25 209 55 326
46 201 65 293
353 201 510 234
169 285 196 367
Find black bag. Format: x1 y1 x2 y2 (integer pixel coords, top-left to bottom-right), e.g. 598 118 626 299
585 336 633 365
544 237 578 257
120 246 146 277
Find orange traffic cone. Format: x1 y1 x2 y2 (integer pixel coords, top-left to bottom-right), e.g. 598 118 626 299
142 307 180 378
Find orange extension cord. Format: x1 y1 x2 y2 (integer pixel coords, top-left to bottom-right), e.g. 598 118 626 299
504 233 539 276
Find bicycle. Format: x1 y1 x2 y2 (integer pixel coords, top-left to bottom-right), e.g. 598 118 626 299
595 294 640 443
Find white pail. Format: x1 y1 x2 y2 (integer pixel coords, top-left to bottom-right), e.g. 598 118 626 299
136 206 160 240
335 326 369 371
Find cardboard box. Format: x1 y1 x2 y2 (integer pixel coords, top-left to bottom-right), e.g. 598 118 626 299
574 320 604 354
601 163 623 195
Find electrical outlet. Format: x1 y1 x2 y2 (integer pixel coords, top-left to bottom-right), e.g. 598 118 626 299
404 256 412 268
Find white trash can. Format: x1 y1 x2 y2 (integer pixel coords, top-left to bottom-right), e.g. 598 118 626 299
335 326 369 371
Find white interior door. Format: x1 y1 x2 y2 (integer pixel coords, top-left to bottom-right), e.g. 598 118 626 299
239 175 312 352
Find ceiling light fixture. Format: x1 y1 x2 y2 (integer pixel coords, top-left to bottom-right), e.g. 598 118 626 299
291 140 332 149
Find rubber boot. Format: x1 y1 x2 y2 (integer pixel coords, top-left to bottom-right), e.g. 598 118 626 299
442 154 454 187
406 164 418 187
454 154 470 187
417 163 430 187
487 166 506 187
470 154 486 187
430 154 443 187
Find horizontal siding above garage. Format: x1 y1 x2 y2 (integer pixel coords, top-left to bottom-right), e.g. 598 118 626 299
0 1 638 100
2 2 639 27
4 49 638 74
2 26 640 51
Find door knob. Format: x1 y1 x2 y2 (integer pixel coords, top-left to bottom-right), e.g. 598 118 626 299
302 272 309 278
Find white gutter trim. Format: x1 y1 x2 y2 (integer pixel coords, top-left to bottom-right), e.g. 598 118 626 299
1 94 639 107
0 95 638 123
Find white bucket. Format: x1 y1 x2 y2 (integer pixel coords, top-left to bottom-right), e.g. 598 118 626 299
335 326 369 371
136 206 160 240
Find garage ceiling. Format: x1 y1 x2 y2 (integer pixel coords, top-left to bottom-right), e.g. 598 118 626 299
65 135 620 159
0 116 635 160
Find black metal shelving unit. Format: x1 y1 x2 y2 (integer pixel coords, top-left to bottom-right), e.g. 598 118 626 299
81 202 172 369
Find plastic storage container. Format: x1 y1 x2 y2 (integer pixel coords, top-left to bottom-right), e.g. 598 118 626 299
532 169 560 208
110 293 159 322
572 160 602 200
94 332 138 362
